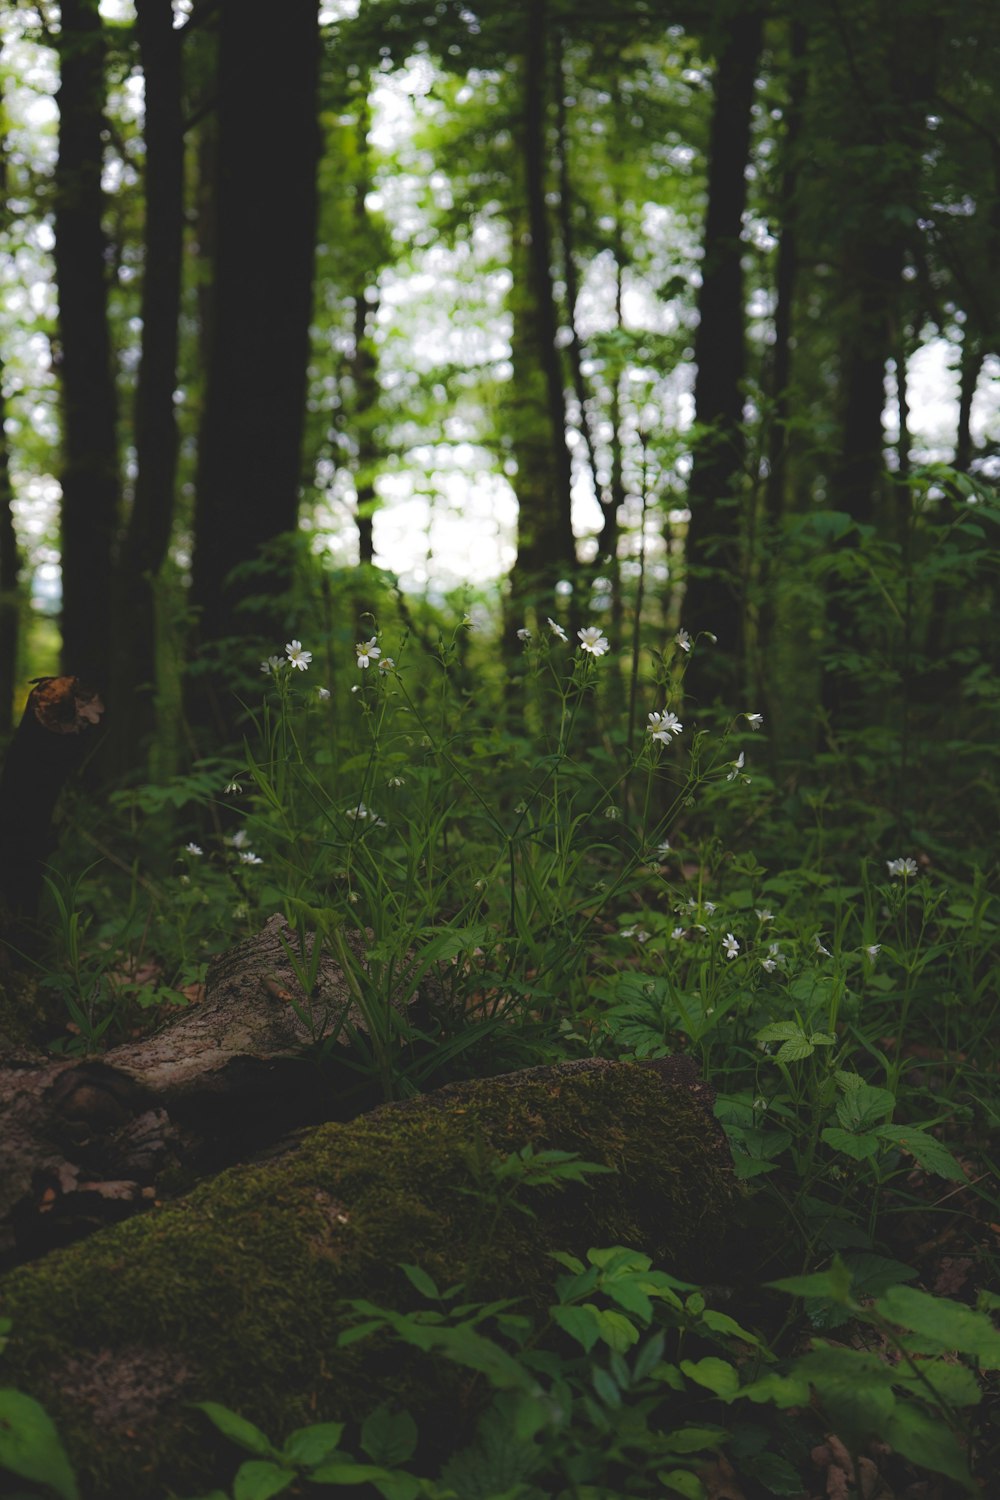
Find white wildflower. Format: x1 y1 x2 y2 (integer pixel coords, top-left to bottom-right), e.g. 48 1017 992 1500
356 637 382 669
184 842 203 857
547 617 568 641
761 958 777 973
813 934 831 956
865 944 882 961
239 851 263 866
727 751 746 781
745 713 764 730
647 709 683 743
755 908 774 923
886 857 918 878
704 901 717 915
671 926 686 940
378 656 396 673
260 655 282 675
317 686 331 701
578 626 610 656
224 779 243 795
674 628 692 652
516 628 531 643
285 640 312 671
722 932 740 960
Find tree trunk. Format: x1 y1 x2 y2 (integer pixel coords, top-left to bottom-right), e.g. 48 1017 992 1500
350 103 381 572
680 5 763 706
0 1054 736 1500
190 0 320 658
52 0 120 691
111 0 184 770
506 0 575 632
0 354 19 739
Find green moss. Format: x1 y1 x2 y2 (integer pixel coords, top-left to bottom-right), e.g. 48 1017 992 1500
0 1060 736 1500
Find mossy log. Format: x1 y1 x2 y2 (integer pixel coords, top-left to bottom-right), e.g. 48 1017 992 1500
0 1057 737 1500
0 916 423 1266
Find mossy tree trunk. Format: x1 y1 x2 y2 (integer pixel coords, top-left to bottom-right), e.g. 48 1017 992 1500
0 1056 736 1500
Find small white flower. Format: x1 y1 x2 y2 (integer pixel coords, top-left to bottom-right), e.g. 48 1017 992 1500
387 776 405 788
232 901 250 920
727 751 746 781
184 842 203 857
378 656 396 673
723 932 740 960
345 802 369 821
768 941 786 967
260 655 282 675
886 857 918 878
755 908 773 923
224 779 243 795
745 713 764 730
285 640 312 671
813 934 831 956
603 805 620 820
865 944 882 961
671 926 686 940
474 879 486 892
761 958 777 973
348 890 360 903
229 828 249 850
179 873 190 887
621 925 637 938
239 851 263 866
674 628 692 652
647 709 683 743
685 897 699 913
317 686 331 701
752 1096 768 1112
547 617 568 641
516 627 531 642
356 637 382 668
704 901 717 915
657 840 671 857
578 626 610 656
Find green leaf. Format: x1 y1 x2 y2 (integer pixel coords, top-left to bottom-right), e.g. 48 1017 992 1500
754 1022 804 1043
776 1037 817 1062
875 1125 966 1181
283 1422 345 1467
192 1402 277 1458
551 1303 601 1352
836 1082 895 1131
740 1372 811 1408
360 1406 418 1467
875 1286 1000 1366
592 1366 621 1408
882 1402 976 1490
698 1308 764 1346
591 1307 640 1354
808 1032 836 1046
310 1460 394 1483
233 1460 295 1500
658 1426 726 1453
657 1469 707 1499
821 1126 881 1160
679 1357 740 1401
768 1258 854 1305
604 1278 654 1322
744 1451 806 1495
398 1263 441 1301
374 1475 421 1500
0 1389 80 1500
895 1360 982 1408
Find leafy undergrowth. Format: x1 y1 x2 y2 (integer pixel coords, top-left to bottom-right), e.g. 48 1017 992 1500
2 605 999 1497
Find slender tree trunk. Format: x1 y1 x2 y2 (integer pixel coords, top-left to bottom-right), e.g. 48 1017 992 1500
52 0 119 690
111 0 183 769
190 0 320 659
955 335 983 473
0 357 19 738
350 105 380 570
680 5 763 705
506 0 575 633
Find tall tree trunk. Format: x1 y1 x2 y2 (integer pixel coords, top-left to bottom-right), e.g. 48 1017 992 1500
350 105 380 571
52 0 119 691
190 0 320 661
0 356 18 738
112 0 184 770
506 0 575 632
954 335 983 473
680 4 763 705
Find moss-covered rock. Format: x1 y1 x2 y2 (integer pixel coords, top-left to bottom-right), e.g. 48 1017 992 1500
0 1057 737 1499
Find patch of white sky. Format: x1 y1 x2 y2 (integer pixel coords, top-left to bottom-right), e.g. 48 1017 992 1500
1 0 997 602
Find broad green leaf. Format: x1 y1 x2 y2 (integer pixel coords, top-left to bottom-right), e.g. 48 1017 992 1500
192 1403 277 1457
776 1038 818 1062
875 1285 1000 1366
875 1125 966 1182
361 1405 418 1467
374 1475 421 1500
591 1366 621 1408
768 1258 854 1305
680 1357 739 1401
895 1360 981 1408
699 1308 764 1346
658 1426 726 1453
883 1403 976 1491
592 1307 640 1353
657 1468 707 1499
755 1022 804 1043
744 1451 806 1495
821 1126 880 1160
604 1278 654 1321
310 1460 394 1483
740 1372 811 1408
283 1422 345 1466
0 1389 80 1500
551 1304 601 1353
233 1460 295 1500
836 1082 895 1131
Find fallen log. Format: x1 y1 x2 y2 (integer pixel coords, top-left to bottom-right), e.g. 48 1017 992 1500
0 915 426 1266
0 1056 736 1500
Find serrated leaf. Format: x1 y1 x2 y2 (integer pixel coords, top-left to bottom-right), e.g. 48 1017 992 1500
836 1082 895 1131
821 1126 881 1160
776 1038 817 1062
883 1402 977 1490
755 1022 804 1043
233 1460 295 1500
875 1285 1000 1366
875 1125 966 1181
0 1390 80 1500
361 1405 418 1467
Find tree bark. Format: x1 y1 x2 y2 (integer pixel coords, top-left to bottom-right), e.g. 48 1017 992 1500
0 1054 736 1500
0 353 19 739
680 5 763 705
52 0 120 691
111 0 184 770
190 0 320 659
